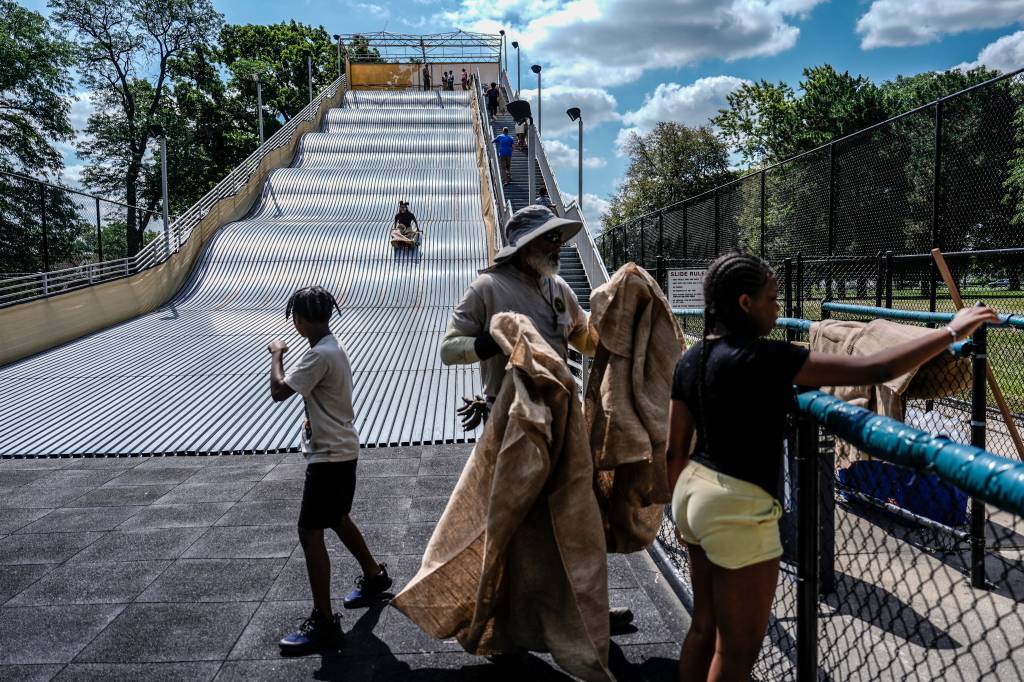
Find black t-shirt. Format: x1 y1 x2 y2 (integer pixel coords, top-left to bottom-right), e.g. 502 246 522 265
671 336 809 497
394 211 417 228
486 88 499 103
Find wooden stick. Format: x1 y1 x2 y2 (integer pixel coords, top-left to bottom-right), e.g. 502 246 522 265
932 248 1024 460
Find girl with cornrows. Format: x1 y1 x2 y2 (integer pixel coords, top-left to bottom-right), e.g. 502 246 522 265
665 252 997 682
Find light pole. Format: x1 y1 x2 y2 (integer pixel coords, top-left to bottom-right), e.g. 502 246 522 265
531 64 542 134
567 107 582 212
332 34 342 80
511 40 520 98
255 75 264 145
148 123 172 254
499 30 507 78
306 51 313 103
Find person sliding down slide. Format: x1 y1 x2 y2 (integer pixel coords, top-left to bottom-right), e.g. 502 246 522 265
390 200 420 248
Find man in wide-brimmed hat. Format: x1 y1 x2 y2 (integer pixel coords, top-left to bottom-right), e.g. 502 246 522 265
440 204 597 418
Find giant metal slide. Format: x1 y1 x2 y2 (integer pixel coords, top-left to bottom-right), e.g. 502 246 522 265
0 90 487 455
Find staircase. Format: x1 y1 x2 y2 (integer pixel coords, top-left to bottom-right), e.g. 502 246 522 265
487 110 592 310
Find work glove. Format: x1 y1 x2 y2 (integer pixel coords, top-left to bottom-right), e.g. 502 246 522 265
457 395 490 431
474 332 502 361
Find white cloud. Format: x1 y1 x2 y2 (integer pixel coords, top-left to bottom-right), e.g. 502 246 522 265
448 0 826 87
611 76 748 155
857 0 1024 49
955 29 1024 73
519 84 619 137
621 76 748 131
543 138 607 168
350 2 390 18
565 192 612 233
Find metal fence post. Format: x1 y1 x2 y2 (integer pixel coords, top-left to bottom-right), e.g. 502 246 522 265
826 144 836 302
796 410 820 682
970 317 988 589
784 258 794 342
713 189 720 255
95 197 103 263
875 251 883 307
930 100 944 315
39 183 50 272
760 170 767 259
796 252 804 320
885 251 893 308
657 212 665 289
639 216 646 268
622 225 630 265
682 203 688 260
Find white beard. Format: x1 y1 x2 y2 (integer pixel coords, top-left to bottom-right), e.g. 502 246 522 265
524 250 560 277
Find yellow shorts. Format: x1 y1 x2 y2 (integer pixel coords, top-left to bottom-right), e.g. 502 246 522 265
671 461 783 570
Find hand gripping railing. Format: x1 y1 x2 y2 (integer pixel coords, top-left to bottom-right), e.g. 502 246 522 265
475 69 510 234
1 76 347 308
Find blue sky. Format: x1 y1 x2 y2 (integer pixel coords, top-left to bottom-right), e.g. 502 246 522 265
23 0 1024 229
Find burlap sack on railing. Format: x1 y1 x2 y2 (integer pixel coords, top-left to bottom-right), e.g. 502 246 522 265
391 312 613 682
809 318 971 467
585 263 686 553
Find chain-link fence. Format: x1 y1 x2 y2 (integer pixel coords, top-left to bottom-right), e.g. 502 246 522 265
653 307 1024 680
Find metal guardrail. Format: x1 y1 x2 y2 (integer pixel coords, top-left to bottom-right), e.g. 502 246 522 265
564 201 610 287
1 76 348 308
475 69 510 233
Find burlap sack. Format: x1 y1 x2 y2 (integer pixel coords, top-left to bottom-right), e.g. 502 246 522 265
810 318 971 466
585 263 687 553
391 313 613 682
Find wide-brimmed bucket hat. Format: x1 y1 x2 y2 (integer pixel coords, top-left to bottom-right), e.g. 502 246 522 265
493 205 582 264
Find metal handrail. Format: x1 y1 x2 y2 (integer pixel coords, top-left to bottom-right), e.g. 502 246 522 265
497 70 569 218
475 69 510 230
2 76 348 307
564 200 610 286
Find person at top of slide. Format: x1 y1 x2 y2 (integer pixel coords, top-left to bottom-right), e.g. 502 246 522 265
664 251 998 682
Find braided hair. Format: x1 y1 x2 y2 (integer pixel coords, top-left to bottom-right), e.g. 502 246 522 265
696 252 775 459
285 286 342 324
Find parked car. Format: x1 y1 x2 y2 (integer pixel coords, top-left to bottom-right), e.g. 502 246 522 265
988 279 1011 289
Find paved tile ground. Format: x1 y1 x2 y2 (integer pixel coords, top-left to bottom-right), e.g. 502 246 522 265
0 446 688 681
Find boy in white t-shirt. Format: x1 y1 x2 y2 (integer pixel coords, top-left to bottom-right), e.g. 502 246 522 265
268 286 392 654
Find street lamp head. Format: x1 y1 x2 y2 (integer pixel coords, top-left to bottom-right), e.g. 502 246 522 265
511 40 518 48
332 34 340 40
566 107 581 122
499 29 505 35
148 123 164 138
531 64 541 74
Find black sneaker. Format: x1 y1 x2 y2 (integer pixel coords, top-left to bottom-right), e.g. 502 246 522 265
343 564 393 609
279 610 342 655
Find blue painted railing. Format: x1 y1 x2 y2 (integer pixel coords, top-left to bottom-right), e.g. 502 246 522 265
822 301 1024 330
798 390 1024 516
671 308 971 356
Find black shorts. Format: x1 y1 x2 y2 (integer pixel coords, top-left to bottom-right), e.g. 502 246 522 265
298 460 357 529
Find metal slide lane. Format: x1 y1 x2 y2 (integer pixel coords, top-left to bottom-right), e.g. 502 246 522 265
0 89 487 455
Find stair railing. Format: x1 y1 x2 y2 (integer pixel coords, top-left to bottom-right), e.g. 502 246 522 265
564 200 610 287
498 71 568 218
475 69 511 236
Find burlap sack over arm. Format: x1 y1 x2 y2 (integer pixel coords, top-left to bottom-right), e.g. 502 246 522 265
392 313 613 682
585 263 687 553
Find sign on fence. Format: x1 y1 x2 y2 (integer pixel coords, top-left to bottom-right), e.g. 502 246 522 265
667 268 706 308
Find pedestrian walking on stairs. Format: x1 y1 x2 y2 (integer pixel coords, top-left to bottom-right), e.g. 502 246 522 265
493 127 515 186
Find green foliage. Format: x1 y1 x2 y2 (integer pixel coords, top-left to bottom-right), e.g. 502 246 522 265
0 0 83 272
603 122 734 230
51 0 223 255
220 22 339 124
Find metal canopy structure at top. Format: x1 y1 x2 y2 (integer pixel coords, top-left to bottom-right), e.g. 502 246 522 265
339 30 501 64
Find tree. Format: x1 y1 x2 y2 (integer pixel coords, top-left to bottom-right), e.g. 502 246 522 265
603 122 734 231
51 0 222 256
0 0 84 272
219 22 338 127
